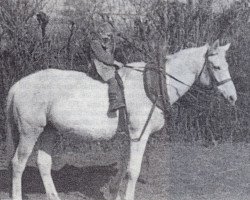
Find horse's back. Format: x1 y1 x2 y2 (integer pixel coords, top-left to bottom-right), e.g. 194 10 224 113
12 69 97 92
10 68 105 101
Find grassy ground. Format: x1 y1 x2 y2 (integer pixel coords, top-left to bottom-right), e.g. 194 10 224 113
0 141 250 200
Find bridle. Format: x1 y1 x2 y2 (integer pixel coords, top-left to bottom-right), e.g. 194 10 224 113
203 51 232 88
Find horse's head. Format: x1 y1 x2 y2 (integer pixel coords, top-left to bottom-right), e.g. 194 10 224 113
200 40 237 105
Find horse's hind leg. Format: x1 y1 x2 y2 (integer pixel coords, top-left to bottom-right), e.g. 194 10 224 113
12 123 43 200
37 150 60 200
37 127 60 200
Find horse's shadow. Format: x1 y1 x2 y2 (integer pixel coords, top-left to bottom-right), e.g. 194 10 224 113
0 164 117 200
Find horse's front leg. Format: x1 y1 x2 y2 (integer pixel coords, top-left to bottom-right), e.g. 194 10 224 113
124 131 150 200
102 134 130 200
111 140 130 200
103 155 128 200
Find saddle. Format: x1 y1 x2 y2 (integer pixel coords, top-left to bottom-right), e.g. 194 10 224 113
143 62 170 111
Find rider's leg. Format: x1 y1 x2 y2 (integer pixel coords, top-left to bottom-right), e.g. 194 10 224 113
107 77 125 117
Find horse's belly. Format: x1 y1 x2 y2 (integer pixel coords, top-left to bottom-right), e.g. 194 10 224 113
49 98 118 140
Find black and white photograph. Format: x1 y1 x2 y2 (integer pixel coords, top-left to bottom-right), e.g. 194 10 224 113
0 0 249 199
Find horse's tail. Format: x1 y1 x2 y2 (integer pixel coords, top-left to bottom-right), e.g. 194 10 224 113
5 87 17 166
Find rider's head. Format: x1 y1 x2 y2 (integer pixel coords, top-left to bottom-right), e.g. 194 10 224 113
97 22 114 42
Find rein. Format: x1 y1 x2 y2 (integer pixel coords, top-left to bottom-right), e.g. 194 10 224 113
124 51 233 142
125 51 232 89
124 64 192 87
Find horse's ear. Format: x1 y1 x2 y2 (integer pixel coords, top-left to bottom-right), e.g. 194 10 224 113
221 43 231 51
211 39 220 50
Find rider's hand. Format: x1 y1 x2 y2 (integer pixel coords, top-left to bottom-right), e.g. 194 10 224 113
114 61 124 69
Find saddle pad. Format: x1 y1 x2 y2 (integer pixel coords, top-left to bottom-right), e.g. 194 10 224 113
143 62 169 111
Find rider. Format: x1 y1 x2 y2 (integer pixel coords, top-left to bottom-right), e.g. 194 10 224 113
90 22 125 118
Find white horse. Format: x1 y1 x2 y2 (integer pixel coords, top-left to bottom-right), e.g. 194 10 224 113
5 40 237 200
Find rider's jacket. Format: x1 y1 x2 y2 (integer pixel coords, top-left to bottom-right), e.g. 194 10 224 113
90 37 116 82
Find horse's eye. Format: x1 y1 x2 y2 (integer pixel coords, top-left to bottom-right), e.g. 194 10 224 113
208 52 218 56
213 66 221 70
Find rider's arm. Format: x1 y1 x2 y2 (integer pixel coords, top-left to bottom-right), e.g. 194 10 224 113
91 40 114 66
113 61 123 69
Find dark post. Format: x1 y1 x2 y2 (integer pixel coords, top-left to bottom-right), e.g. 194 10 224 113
36 11 49 38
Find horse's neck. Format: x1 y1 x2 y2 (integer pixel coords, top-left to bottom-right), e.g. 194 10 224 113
166 45 208 104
